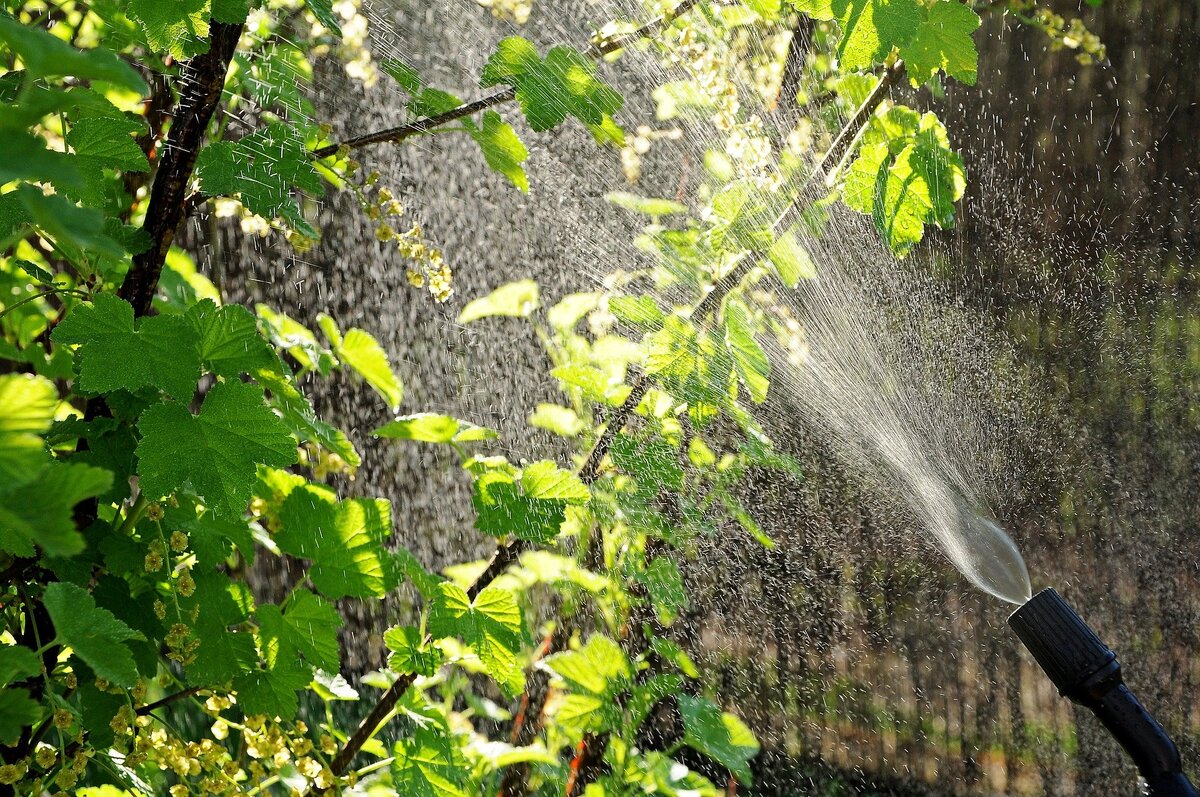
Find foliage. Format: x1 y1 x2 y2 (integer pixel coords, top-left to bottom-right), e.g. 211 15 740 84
0 0 1100 793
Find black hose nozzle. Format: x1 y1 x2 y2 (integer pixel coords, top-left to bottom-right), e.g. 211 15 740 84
1010 588 1197 796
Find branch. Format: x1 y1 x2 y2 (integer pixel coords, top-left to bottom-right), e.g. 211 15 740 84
118 19 244 318
586 0 700 57
328 672 417 776
135 685 204 716
309 87 515 159
309 0 701 159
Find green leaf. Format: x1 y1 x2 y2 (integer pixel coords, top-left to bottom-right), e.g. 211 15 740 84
520 460 590 503
473 479 567 544
528 403 585 437
52 293 202 400
257 588 342 673
610 435 684 492
66 116 149 172
179 570 257 685
547 292 601 331
641 557 688 624
767 228 816 287
605 192 688 217
43 582 143 687
276 486 393 599
303 0 342 36
0 374 56 490
136 381 297 517
0 15 147 93
256 304 337 375
609 295 666 330
901 1 981 86
458 279 539 323
467 110 529 192
0 462 112 557
311 669 359 701
392 720 467 797
795 0 923 71
233 660 311 719
481 37 623 132
125 0 210 59
428 582 524 696
374 413 496 444
385 625 442 676
187 299 280 378
256 368 362 469
0 646 41 687
336 328 404 411
678 695 760 784
545 634 632 697
195 123 323 234
0 688 42 745
723 300 770 403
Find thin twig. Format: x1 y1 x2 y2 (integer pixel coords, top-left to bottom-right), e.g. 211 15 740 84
309 87 515 159
135 685 205 716
587 0 700 57
327 672 417 776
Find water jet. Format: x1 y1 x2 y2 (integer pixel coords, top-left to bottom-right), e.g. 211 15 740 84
1009 588 1198 796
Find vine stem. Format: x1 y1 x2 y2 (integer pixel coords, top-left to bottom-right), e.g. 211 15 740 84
307 0 701 160
326 673 415 777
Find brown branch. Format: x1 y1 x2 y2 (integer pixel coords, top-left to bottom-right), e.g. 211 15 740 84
309 87 515 159
118 19 244 317
774 13 815 118
327 672 418 777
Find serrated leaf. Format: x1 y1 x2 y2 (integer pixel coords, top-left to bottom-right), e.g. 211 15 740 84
723 300 770 403
256 368 361 469
44 582 143 687
303 0 342 36
641 557 688 624
0 688 42 745
179 570 257 685
678 695 759 784
473 480 567 544
312 668 359 701
385 625 442 676
257 588 342 673
480 37 622 132
467 110 528 192
609 295 666 329
458 279 539 323
528 403 585 437
276 486 393 599
66 116 148 172
125 0 210 59
373 413 496 444
52 293 201 400
337 328 404 411
0 373 56 490
0 646 41 687
767 228 816 287
610 435 684 492
520 460 590 503
797 0 924 71
0 462 112 557
195 123 323 234
0 15 146 93
544 634 631 697
392 721 468 797
901 1 981 86
136 381 297 518
187 299 280 378
233 661 311 719
428 583 524 696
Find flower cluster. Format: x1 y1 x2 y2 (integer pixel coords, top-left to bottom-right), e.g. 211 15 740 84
1012 2 1107 64
355 176 455 303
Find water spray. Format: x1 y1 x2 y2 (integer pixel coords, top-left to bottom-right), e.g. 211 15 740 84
1009 588 1198 796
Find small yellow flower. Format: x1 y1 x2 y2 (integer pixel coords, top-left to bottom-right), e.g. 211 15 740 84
35 745 56 769
53 709 73 730
170 530 189 551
